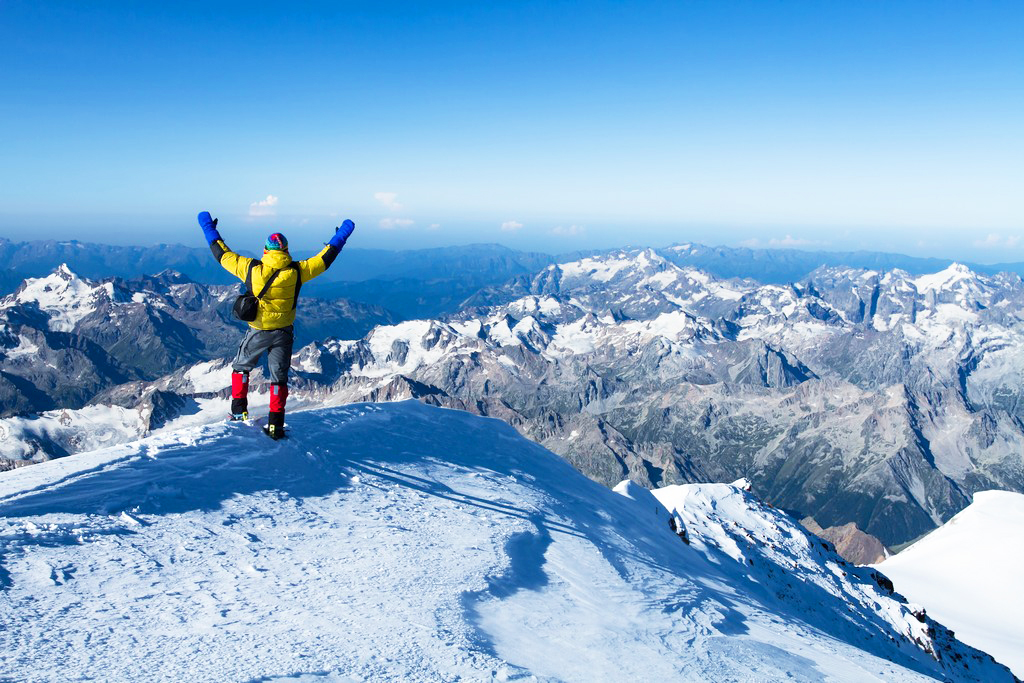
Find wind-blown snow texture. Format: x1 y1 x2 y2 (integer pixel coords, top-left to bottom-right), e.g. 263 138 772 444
878 490 1024 679
0 402 1013 682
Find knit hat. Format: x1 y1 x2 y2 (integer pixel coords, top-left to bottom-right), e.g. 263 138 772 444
265 233 289 252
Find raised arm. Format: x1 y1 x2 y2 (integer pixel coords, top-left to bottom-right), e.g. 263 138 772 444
198 211 253 281
298 219 355 283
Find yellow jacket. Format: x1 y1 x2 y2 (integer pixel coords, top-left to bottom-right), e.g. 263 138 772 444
211 239 339 330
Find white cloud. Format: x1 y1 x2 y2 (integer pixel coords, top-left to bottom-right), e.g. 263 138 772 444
374 191 403 212
379 218 415 230
427 223 441 231
973 233 1021 249
770 235 818 247
739 235 823 248
248 195 279 217
551 224 585 236
501 220 523 232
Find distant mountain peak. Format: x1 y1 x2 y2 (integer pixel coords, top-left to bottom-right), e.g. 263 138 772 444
29 262 87 288
5 264 100 332
54 262 79 279
913 261 980 292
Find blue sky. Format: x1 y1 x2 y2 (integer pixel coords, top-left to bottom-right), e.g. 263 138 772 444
1 1 1021 260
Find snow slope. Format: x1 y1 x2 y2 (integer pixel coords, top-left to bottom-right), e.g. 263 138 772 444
0 402 1014 682
878 490 1024 678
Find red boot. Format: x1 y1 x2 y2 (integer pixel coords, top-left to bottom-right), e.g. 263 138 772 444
230 372 249 420
265 383 288 439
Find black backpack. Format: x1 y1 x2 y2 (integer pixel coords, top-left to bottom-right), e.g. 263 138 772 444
232 262 302 322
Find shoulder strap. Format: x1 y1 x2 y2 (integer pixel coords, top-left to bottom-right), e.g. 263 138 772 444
255 267 283 300
290 263 302 310
244 260 259 295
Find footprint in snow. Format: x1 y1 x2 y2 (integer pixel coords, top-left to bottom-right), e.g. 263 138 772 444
48 562 76 585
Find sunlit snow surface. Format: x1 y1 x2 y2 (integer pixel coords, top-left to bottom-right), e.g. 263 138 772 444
0 402 1012 682
878 491 1024 678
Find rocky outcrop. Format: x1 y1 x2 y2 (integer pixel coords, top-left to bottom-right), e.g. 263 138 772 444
802 518 890 565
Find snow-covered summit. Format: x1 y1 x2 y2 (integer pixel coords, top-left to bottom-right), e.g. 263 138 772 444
552 248 753 307
0 402 1014 681
5 264 109 332
913 262 978 293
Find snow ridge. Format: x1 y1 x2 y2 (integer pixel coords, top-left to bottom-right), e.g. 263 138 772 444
0 402 1015 682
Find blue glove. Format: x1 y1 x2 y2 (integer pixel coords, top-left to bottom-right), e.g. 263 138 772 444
328 219 355 249
198 211 222 245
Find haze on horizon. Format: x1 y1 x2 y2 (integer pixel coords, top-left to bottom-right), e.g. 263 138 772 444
1 1 1021 264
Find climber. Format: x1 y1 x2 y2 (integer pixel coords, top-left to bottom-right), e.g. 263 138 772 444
198 210 355 438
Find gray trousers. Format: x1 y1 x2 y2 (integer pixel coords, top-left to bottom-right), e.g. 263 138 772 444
232 325 294 384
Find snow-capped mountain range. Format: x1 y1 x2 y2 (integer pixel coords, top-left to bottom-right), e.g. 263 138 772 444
3 251 1024 552
0 265 393 417
290 251 1024 547
6 236 1024 295
0 401 1015 681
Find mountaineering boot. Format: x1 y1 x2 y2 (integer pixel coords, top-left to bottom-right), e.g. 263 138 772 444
231 371 250 420
263 382 288 439
264 411 286 440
